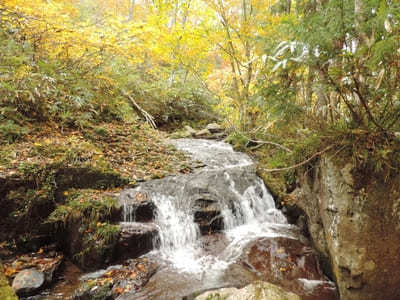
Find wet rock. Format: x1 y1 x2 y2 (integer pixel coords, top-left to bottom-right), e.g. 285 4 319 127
238 237 338 300
206 123 223 133
118 191 155 222
195 281 301 300
12 268 45 296
293 156 400 299
200 233 230 257
73 257 158 300
116 222 158 260
193 199 224 234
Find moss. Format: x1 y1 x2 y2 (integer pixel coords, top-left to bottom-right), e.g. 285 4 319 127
0 120 27 144
93 126 109 137
47 189 121 269
0 121 189 252
0 261 18 300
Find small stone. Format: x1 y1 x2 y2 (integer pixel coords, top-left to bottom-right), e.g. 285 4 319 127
12 268 45 296
206 123 223 133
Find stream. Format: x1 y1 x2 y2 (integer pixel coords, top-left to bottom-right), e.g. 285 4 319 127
35 138 336 300
116 139 315 299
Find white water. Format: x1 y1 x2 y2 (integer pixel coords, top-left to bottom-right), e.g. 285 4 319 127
121 138 298 290
132 139 293 280
150 182 291 275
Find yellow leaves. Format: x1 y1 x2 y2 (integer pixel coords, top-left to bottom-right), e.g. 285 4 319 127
14 65 32 80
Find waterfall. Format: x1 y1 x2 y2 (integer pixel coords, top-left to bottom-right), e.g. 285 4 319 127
121 138 294 277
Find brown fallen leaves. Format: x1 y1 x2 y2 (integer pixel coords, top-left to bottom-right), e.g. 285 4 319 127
0 122 191 186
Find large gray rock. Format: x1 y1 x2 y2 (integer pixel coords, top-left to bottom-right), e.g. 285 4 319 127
232 237 338 300
195 281 301 300
12 268 45 296
292 156 400 300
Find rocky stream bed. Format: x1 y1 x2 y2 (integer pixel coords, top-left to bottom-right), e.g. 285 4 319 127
2 138 338 300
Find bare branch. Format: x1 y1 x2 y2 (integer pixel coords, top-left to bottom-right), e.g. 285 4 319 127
261 145 335 172
121 90 157 129
248 139 293 153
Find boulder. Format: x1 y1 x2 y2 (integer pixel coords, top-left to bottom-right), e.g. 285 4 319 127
116 222 158 260
12 268 45 296
4 249 63 285
195 281 301 300
237 237 338 300
206 123 223 133
292 156 400 299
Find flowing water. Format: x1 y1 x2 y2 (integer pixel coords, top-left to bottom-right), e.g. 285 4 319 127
119 139 300 299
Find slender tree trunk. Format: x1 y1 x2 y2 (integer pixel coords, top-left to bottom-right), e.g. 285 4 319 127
128 0 135 21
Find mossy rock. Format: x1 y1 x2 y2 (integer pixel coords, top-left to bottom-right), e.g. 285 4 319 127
47 189 121 270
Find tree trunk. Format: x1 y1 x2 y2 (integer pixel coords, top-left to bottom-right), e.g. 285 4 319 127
128 0 135 21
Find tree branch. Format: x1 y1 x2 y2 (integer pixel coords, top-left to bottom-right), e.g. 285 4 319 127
121 90 157 129
261 145 335 172
248 139 292 153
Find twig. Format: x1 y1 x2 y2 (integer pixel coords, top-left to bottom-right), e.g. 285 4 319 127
262 144 335 172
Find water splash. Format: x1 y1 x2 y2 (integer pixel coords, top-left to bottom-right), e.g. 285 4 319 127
122 139 295 285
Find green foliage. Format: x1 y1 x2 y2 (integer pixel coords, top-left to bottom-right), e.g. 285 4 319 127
0 27 133 132
106 58 217 127
0 120 27 143
47 189 118 225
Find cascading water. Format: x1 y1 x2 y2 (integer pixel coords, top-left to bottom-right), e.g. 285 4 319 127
120 139 299 298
